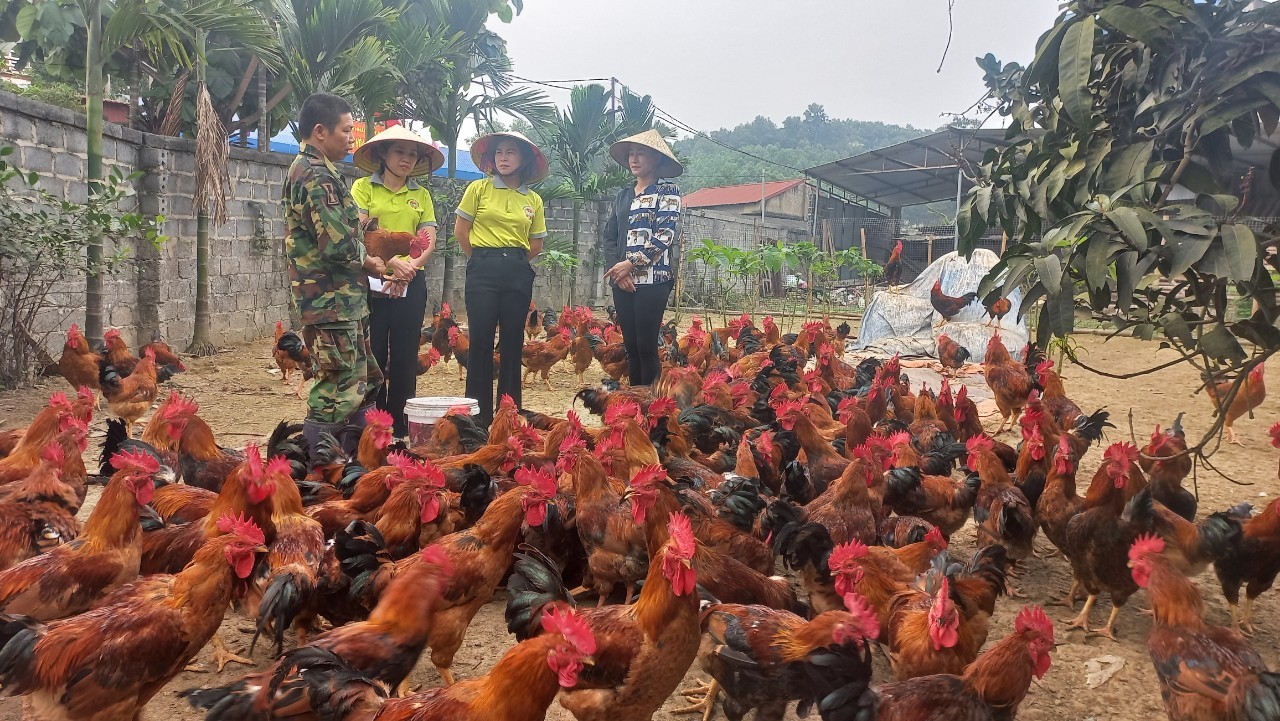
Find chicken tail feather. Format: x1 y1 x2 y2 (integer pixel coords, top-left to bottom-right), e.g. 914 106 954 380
505 547 573 641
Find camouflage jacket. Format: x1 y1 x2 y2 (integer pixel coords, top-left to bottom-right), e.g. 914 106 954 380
283 144 369 325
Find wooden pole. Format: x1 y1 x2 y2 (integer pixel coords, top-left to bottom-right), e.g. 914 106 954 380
860 227 867 258
1000 231 1008 255
927 235 935 265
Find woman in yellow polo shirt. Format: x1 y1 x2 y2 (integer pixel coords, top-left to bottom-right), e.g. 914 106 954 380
351 125 445 438
455 131 549 426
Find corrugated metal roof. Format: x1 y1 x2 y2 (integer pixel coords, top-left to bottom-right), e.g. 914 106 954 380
683 179 805 208
805 128 1018 209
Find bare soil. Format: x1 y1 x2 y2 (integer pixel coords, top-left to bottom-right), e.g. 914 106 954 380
0 329 1276 721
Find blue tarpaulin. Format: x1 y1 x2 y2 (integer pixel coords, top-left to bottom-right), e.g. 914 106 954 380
234 129 485 180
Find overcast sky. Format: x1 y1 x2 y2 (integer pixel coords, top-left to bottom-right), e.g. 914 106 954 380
492 0 1061 133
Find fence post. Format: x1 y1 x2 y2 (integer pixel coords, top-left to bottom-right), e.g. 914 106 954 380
927 235 935 265
860 227 867 259
1000 231 1008 255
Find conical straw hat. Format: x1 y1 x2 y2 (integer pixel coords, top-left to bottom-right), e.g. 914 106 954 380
609 129 683 178
470 131 550 184
353 124 445 177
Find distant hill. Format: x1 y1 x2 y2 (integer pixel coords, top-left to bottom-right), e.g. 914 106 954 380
673 103 933 193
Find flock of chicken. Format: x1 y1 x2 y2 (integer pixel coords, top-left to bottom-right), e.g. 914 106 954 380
0 313 1275 721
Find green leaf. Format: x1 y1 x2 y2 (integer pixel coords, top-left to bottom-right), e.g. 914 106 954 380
15 2 38 38
1033 253 1064 296
1100 141 1154 194
1115 251 1139 314
1165 233 1212 277
1084 236 1116 291
1106 207 1149 251
1159 313 1194 347
1059 15 1096 127
1097 6 1170 46
1220 224 1258 282
1199 324 1247 364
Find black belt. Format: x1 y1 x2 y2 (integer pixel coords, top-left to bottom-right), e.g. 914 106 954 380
471 247 525 258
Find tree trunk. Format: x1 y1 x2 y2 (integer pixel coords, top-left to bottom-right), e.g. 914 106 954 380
187 31 216 356
128 55 140 129
84 0 105 346
256 59 268 153
571 196 581 307
188 212 215 354
440 143 458 309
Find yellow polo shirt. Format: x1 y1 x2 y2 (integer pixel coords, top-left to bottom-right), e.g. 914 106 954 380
455 176 547 250
350 173 437 234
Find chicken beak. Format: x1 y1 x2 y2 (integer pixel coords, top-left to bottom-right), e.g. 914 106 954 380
254 545 269 553
582 656 596 667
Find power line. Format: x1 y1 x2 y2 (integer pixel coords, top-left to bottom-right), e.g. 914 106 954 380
510 75 809 176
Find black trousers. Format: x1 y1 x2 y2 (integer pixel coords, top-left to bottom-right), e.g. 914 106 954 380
368 270 427 437
613 280 672 387
464 248 535 425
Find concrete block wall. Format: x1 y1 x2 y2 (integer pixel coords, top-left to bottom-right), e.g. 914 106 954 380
0 88 634 359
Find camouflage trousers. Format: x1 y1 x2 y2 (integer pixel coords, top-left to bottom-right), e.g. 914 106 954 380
302 320 384 424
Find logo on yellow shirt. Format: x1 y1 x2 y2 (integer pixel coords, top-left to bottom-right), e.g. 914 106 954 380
524 205 534 219
407 199 421 210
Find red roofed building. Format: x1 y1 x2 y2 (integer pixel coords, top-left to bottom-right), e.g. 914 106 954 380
683 179 811 222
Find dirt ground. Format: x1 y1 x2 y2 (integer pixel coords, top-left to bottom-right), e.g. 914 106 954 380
0 326 1277 721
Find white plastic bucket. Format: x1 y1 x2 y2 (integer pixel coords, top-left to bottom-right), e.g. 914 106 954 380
405 397 480 445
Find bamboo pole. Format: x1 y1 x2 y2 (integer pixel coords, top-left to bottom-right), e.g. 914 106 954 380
860 227 867 258
1000 231 1008 255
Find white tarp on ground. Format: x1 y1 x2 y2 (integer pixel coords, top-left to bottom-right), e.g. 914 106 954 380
852 249 1028 363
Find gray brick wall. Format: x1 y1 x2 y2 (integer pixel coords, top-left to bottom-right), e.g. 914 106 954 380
0 89 621 357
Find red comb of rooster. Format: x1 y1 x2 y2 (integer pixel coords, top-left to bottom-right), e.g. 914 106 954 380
216 511 266 546
888 431 912 448
666 512 696 556
542 605 596 655
387 450 413 468
265 455 293 478
966 435 995 453
840 591 881 640
48 392 71 410
440 302 451 318
418 543 453 575
1014 605 1054 640
165 393 199 419
365 408 395 428
604 400 641 425
111 448 161 474
243 443 264 475
630 464 668 488
829 540 869 569
515 465 557 497
924 526 946 547
1128 532 1165 564
647 396 677 418
1103 442 1139 467
1271 421 1280 449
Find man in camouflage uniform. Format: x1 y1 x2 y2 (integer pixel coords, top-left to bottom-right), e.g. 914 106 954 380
283 93 412 459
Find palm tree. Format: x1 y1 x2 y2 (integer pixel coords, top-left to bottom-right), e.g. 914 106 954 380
400 0 552 307
61 0 279 345
274 0 397 119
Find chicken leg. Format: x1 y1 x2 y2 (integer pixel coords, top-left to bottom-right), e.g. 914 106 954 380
436 665 457 686
675 678 719 721
1064 593 1098 632
211 633 254 671
1226 424 1243 446
1237 596 1257 636
1093 605 1123 641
